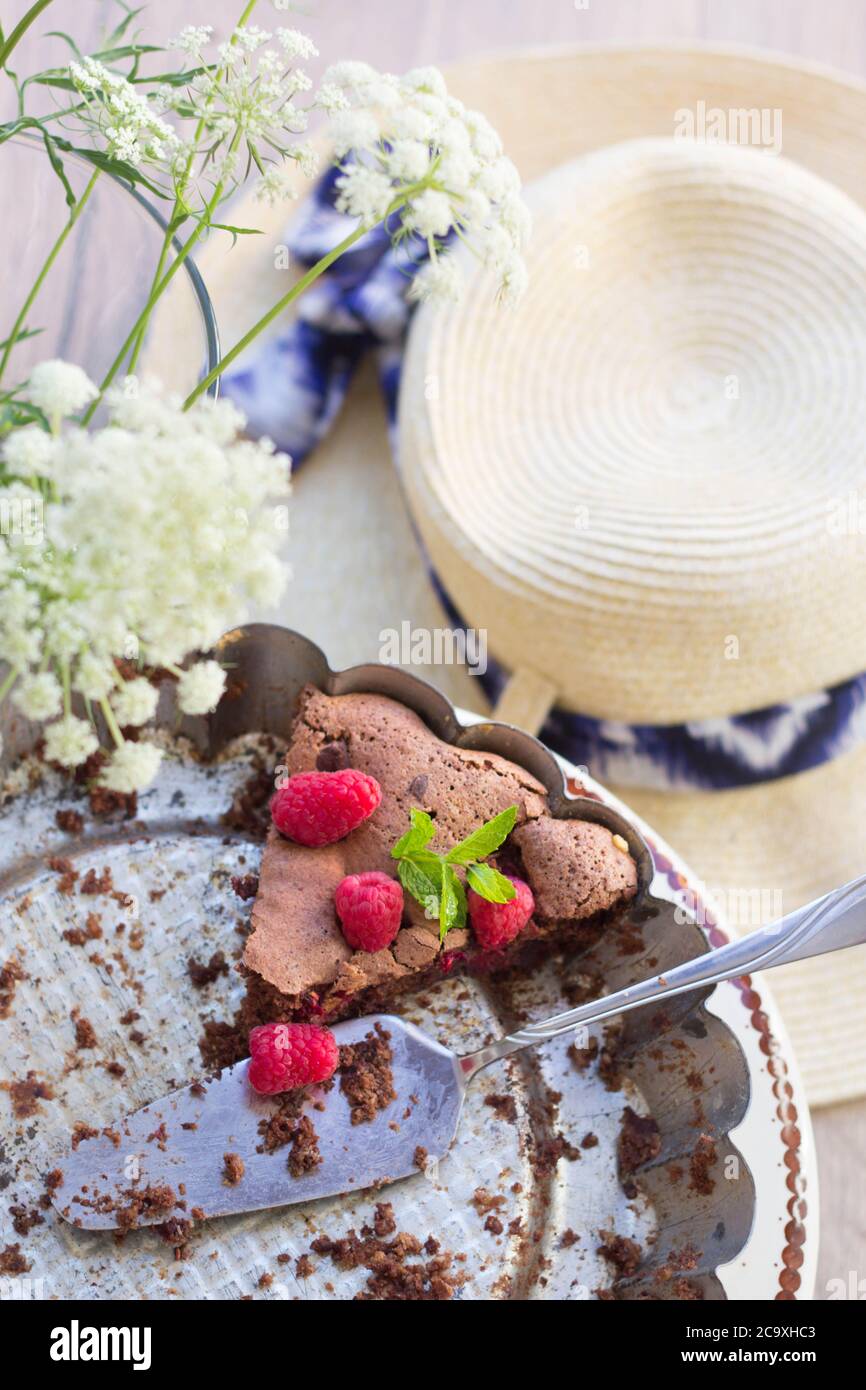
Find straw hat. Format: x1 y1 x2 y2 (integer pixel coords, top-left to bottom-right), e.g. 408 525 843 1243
188 44 866 1105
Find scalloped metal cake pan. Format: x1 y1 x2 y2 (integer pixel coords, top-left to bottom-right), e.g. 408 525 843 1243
0 624 755 1299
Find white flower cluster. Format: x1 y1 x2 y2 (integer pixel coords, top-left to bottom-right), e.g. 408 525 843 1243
321 64 531 303
69 25 321 205
70 56 180 168
0 362 291 792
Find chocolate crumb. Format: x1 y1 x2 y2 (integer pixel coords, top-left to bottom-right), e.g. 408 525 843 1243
2 1071 55 1119
287 1115 321 1178
688 1134 717 1195
372 1202 397 1238
484 1092 518 1123
0 1243 31 1275
55 808 85 835
79 866 113 896
338 1024 396 1125
617 1106 661 1174
231 874 259 901
222 1153 245 1187
311 1221 465 1300
0 959 27 1019
187 951 229 989
597 1230 642 1278
72 1014 98 1050
9 1204 44 1237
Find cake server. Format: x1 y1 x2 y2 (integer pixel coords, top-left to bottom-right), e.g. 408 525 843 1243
51 871 866 1230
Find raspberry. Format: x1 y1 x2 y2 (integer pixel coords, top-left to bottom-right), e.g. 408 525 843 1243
335 871 404 952
248 1022 339 1095
468 875 534 950
271 769 382 847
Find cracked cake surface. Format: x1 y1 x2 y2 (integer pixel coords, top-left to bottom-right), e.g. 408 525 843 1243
243 685 637 1013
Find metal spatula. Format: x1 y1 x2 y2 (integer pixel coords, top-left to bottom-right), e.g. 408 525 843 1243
51 874 866 1229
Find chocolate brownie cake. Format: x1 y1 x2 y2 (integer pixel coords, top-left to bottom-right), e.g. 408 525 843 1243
241 686 638 1026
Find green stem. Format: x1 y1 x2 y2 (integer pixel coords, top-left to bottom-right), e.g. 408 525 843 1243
98 695 124 749
0 668 19 704
0 168 100 384
126 220 174 374
126 0 260 373
182 225 369 409
182 179 430 409
0 0 55 72
82 139 243 424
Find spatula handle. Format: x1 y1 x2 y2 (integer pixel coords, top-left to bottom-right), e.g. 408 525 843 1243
459 872 866 1080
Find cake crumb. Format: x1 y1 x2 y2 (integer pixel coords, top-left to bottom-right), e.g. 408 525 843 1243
188 951 229 989
597 1230 642 1278
0 1243 31 1274
484 1092 518 1124
688 1134 717 1195
617 1105 661 1174
288 1116 322 1178
222 1153 245 1187
338 1024 396 1125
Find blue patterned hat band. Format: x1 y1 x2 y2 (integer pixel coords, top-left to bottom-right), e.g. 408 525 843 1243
223 167 866 793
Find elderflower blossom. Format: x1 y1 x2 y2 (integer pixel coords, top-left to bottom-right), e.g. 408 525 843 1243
319 63 531 303
0 363 291 792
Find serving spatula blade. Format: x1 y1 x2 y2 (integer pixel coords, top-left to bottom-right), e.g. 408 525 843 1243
50 1016 463 1231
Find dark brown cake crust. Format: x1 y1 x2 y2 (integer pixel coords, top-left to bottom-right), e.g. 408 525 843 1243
243 685 638 1019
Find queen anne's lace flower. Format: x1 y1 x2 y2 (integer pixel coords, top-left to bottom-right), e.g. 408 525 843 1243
320 63 530 301
70 58 179 168
11 672 62 721
44 715 99 769
0 363 291 791
69 26 321 211
25 360 97 422
111 678 160 728
176 660 227 716
99 742 164 794
2 425 57 478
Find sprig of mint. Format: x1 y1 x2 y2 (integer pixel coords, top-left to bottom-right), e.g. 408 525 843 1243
391 805 518 943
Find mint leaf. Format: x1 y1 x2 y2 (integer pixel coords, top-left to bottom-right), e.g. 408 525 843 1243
466 862 516 903
391 804 515 944
397 857 441 919
439 864 467 942
445 805 518 865
391 806 436 859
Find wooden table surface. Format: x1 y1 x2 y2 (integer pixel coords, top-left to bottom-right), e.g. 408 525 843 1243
4 0 866 1301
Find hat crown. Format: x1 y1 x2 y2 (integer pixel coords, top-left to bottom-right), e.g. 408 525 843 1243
401 139 866 721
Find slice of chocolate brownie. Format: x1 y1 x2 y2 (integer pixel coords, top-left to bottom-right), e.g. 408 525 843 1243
242 686 637 1024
